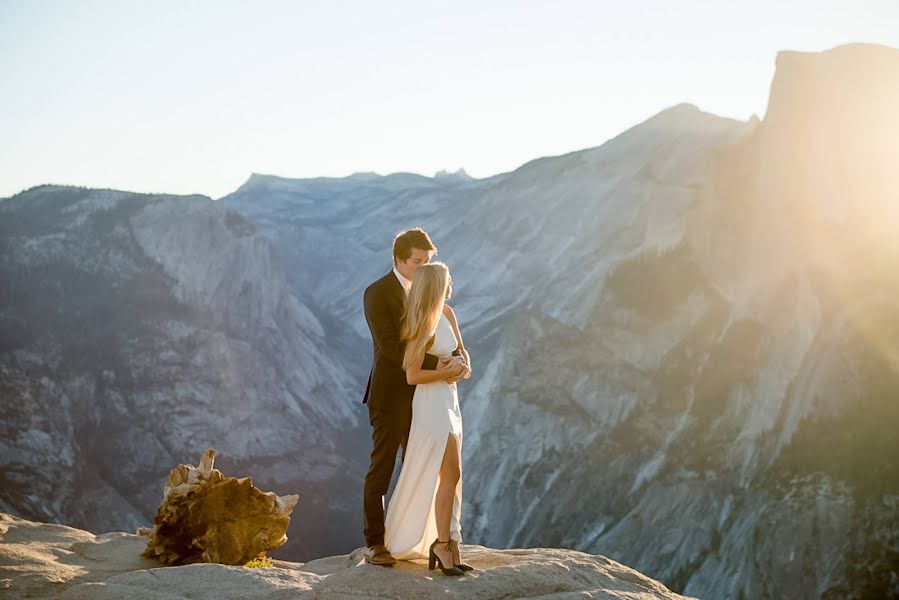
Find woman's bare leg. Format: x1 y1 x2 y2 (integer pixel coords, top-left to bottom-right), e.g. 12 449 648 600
448 431 465 565
434 433 461 565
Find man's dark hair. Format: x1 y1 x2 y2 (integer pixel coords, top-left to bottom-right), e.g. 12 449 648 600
393 228 436 264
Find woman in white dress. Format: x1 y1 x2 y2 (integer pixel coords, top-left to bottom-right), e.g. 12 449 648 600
383 262 475 576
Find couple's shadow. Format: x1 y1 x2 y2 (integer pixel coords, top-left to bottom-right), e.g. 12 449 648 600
297 544 489 578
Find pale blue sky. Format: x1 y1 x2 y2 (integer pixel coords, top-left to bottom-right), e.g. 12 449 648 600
1 0 897 199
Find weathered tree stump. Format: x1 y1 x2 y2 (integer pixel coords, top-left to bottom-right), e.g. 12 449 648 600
140 448 299 566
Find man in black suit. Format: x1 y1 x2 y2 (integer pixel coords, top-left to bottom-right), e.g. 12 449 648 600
361 228 467 566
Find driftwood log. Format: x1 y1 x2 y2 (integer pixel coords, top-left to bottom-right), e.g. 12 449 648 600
140 448 299 565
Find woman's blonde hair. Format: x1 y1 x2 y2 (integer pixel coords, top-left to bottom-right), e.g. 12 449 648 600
401 261 453 371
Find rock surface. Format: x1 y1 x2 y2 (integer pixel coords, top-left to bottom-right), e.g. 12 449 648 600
0 512 694 599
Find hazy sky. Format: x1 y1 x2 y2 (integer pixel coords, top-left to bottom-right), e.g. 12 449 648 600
1 0 897 199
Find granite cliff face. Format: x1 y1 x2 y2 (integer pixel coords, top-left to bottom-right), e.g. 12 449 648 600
218 43 899 598
2 43 898 599
0 188 366 560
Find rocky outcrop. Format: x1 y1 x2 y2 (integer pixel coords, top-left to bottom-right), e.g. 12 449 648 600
0 512 693 599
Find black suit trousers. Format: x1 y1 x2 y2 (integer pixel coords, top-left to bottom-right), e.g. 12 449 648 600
363 406 413 547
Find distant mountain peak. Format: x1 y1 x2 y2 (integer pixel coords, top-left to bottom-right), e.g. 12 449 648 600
244 172 282 185
347 171 382 180
434 167 472 180
661 101 701 114
644 102 724 128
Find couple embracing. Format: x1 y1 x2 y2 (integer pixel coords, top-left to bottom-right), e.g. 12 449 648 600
361 228 475 576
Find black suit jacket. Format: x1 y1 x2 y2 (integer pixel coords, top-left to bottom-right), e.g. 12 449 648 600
362 270 460 412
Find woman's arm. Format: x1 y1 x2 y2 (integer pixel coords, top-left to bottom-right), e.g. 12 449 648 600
443 305 472 380
407 356 463 385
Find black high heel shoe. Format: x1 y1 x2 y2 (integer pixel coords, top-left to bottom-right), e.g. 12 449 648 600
450 540 475 571
429 538 464 576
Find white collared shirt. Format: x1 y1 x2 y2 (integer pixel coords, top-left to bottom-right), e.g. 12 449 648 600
392 266 412 295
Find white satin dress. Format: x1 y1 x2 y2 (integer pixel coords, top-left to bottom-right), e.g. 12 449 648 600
384 311 464 560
